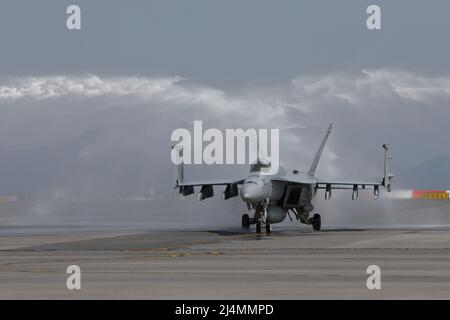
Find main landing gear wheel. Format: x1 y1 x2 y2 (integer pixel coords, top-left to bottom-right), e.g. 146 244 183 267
266 223 272 234
241 214 250 231
256 222 262 234
312 213 321 231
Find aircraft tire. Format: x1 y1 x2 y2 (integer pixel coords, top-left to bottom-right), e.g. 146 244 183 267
312 213 321 231
256 222 262 234
241 214 250 231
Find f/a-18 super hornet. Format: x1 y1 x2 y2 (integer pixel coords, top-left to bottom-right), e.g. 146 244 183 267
174 124 393 233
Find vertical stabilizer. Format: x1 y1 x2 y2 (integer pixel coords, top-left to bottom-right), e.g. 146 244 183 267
307 124 333 177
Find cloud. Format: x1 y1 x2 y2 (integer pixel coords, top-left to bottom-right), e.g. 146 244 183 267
0 69 450 194
0 75 184 100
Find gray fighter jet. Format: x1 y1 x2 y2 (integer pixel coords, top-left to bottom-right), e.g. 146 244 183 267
174 124 393 233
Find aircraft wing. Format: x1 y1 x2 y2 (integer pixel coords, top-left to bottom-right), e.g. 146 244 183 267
315 179 383 188
176 178 244 200
177 179 244 187
315 178 385 200
271 176 383 187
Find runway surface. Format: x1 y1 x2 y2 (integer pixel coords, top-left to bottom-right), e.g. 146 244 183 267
1 227 450 299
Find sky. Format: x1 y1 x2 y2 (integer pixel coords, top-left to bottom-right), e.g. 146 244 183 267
1 1 450 195
2 0 450 86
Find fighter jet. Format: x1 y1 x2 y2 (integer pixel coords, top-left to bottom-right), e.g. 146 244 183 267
174 124 393 233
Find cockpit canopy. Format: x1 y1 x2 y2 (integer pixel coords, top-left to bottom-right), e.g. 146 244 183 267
250 160 271 173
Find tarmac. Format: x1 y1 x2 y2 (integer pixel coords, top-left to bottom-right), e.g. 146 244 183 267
1 227 450 299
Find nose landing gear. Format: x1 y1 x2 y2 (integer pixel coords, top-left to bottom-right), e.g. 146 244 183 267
254 222 271 234
241 213 272 234
242 198 272 234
